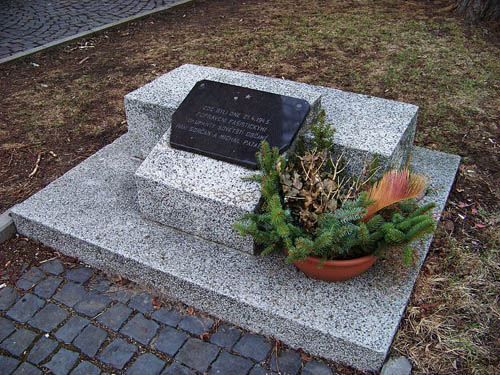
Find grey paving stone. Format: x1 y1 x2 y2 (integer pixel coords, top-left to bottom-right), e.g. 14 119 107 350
0 286 19 310
381 357 412 375
233 334 272 362
210 325 241 349
0 355 19 374
126 353 165 375
16 267 45 290
12 362 42 375
162 362 195 375
97 303 131 331
249 365 277 375
151 307 182 327
65 267 93 284
175 338 219 372
40 259 64 275
302 361 333 375
0 317 16 342
0 328 37 356
7 294 44 323
106 289 133 304
120 313 158 345
89 279 110 293
153 326 188 356
44 348 79 375
53 283 88 307
54 316 89 344
26 336 58 365
73 324 107 357
70 361 100 375
178 315 214 336
28 303 68 332
34 276 62 299
128 292 154 314
209 351 254 375
98 338 137 370
73 294 110 317
270 350 302 375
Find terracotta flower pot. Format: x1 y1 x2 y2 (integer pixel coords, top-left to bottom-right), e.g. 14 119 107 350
290 253 378 282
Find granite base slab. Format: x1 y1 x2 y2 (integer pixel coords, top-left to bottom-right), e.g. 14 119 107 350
10 135 460 371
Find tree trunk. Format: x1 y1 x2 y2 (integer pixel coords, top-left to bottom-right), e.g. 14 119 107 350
455 0 500 21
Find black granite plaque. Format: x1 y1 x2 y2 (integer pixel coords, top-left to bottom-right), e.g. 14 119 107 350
170 80 310 169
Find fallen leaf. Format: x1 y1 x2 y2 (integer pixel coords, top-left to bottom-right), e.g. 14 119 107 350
152 296 162 310
475 223 487 228
443 220 454 231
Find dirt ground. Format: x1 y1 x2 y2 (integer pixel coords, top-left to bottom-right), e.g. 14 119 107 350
1 0 499 374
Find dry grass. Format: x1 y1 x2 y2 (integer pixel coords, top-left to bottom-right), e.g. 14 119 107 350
1 0 499 373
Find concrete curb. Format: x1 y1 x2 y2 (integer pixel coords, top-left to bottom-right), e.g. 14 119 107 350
0 0 193 65
0 210 16 243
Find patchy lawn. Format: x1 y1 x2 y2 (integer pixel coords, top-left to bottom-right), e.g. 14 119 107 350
1 0 499 374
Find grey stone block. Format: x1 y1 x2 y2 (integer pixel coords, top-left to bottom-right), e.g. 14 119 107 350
301 361 333 375
0 210 16 243
7 294 44 323
73 293 110 317
0 328 37 356
28 303 67 332
12 362 42 375
98 338 137 370
34 276 62 299
153 326 188 356
105 289 133 304
54 316 89 344
178 315 214 336
209 325 241 349
16 267 45 290
10 134 460 371
0 355 19 374
175 338 219 372
270 350 302 374
120 313 158 345
381 357 412 375
0 286 19 310
135 128 260 254
303 85 419 177
126 353 166 375
128 291 154 314
249 365 277 375
65 267 93 284
208 351 254 375
151 307 182 327
40 259 64 275
97 303 131 331
44 348 79 375
125 64 322 159
233 334 272 362
89 278 110 293
26 336 58 365
73 324 107 357
162 363 195 375
70 361 100 375
53 283 88 308
0 317 16 342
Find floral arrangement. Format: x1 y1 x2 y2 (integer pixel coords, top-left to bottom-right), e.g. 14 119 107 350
234 111 436 279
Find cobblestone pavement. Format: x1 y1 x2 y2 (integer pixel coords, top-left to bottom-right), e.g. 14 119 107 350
0 0 189 61
0 259 336 374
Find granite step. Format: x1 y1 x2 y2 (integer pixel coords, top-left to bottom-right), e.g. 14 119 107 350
10 134 460 371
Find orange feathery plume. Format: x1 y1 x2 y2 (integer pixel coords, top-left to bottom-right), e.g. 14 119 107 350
363 169 427 222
